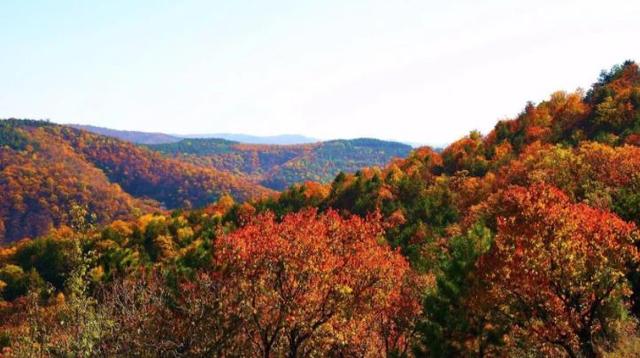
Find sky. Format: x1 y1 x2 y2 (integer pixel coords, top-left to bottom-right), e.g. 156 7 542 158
1 0 639 146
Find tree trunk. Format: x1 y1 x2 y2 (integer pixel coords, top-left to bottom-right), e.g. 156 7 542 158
578 329 596 358
288 343 299 358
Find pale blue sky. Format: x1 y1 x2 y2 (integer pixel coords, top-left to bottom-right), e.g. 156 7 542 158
1 0 638 145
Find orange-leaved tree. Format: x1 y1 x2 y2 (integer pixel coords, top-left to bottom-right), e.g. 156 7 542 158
477 184 638 357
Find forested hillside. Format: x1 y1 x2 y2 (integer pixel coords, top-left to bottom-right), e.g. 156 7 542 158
0 120 155 244
0 120 273 242
1 61 640 357
149 137 412 190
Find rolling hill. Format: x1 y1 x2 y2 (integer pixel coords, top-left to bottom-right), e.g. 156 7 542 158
66 125 413 190
148 137 413 190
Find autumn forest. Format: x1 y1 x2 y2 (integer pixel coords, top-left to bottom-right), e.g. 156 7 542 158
2 61 640 357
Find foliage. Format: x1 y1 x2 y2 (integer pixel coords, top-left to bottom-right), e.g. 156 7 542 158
2 61 640 356
416 223 499 357
0 209 423 356
210 209 421 356
476 185 638 357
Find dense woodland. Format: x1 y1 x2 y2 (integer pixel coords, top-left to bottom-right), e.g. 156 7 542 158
1 61 640 356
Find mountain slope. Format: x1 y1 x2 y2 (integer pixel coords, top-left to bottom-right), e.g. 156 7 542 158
0 120 274 242
252 61 640 263
59 126 274 206
0 120 156 242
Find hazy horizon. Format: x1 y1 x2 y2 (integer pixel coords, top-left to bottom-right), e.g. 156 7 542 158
65 122 439 147
1 0 639 144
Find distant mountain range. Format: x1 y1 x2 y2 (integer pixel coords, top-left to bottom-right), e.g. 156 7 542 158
69 124 319 145
181 133 319 145
69 124 182 144
68 124 431 147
